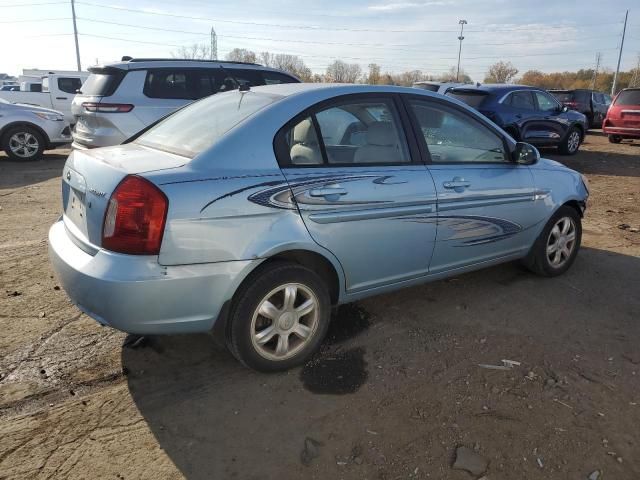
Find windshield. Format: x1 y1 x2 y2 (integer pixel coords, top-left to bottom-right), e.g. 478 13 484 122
446 91 488 109
135 90 281 158
615 89 640 105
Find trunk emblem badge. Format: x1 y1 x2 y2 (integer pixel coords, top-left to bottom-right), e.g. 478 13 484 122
89 188 106 197
66 171 71 181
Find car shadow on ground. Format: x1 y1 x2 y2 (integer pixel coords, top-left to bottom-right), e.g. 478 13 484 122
0 150 68 190
122 247 640 479
543 148 640 178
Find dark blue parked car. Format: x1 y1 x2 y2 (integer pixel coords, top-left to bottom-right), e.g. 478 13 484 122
446 85 588 155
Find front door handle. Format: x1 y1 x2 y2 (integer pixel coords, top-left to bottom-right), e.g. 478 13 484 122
309 187 348 198
56 97 68 100
443 179 471 189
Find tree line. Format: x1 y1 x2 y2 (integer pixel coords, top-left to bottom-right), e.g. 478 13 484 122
173 44 639 93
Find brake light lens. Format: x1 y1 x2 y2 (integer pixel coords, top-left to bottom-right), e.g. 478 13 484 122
102 176 168 255
82 102 134 113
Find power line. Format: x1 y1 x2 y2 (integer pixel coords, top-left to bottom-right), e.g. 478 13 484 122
74 2 624 34
0 17 70 23
0 1 66 6
73 16 622 50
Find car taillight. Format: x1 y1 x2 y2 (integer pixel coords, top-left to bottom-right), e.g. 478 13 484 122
102 175 168 255
82 102 134 113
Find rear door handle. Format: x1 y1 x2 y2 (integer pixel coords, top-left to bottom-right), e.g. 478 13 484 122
443 180 471 189
309 187 348 197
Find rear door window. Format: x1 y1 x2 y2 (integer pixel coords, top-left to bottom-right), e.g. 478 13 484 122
215 69 264 93
279 97 410 166
144 70 191 99
58 77 83 94
508 91 536 110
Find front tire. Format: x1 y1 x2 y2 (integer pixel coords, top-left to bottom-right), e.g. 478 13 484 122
2 126 46 161
228 262 331 372
522 206 582 277
558 127 581 155
608 135 622 144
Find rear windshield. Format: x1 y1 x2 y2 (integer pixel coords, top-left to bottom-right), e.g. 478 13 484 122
80 70 125 96
615 89 640 105
135 90 280 158
414 83 440 92
446 90 488 108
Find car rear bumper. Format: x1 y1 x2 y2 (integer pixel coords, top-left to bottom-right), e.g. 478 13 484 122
48 219 259 335
602 124 640 137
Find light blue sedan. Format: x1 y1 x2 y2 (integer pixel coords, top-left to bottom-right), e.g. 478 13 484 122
49 84 589 371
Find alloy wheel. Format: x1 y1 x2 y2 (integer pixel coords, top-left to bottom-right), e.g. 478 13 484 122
546 216 577 268
250 283 319 361
567 131 580 153
9 132 39 158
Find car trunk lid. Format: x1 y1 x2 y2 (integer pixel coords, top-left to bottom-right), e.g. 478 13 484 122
61 144 187 248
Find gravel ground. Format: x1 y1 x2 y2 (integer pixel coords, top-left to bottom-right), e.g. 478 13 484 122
0 132 638 480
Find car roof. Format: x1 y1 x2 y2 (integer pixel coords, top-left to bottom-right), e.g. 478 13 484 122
89 58 296 75
448 84 540 94
245 82 444 99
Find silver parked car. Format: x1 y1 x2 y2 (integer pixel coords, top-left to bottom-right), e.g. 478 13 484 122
50 84 589 371
0 98 71 160
71 58 300 150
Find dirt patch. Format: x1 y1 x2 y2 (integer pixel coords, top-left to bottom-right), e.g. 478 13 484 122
0 135 639 479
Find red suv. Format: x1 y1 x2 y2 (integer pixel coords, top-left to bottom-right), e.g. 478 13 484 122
603 88 640 143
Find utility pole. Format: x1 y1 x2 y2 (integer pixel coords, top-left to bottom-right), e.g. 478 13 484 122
210 27 217 60
456 19 467 82
590 52 601 90
70 0 81 71
611 10 628 96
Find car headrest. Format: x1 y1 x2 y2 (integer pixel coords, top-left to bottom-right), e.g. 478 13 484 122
293 118 318 145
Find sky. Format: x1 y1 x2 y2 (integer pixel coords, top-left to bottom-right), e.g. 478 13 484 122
0 0 638 82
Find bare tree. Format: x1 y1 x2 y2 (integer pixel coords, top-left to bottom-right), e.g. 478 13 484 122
366 63 381 85
171 43 211 60
484 61 519 84
439 66 472 83
326 60 362 83
226 48 257 63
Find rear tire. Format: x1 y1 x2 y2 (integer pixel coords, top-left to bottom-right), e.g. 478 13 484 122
2 125 46 161
558 127 581 155
521 206 582 277
228 262 331 372
608 135 622 144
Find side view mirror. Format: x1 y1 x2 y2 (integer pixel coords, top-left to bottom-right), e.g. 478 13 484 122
512 142 540 165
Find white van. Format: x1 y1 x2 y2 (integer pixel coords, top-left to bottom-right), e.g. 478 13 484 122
71 58 300 149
